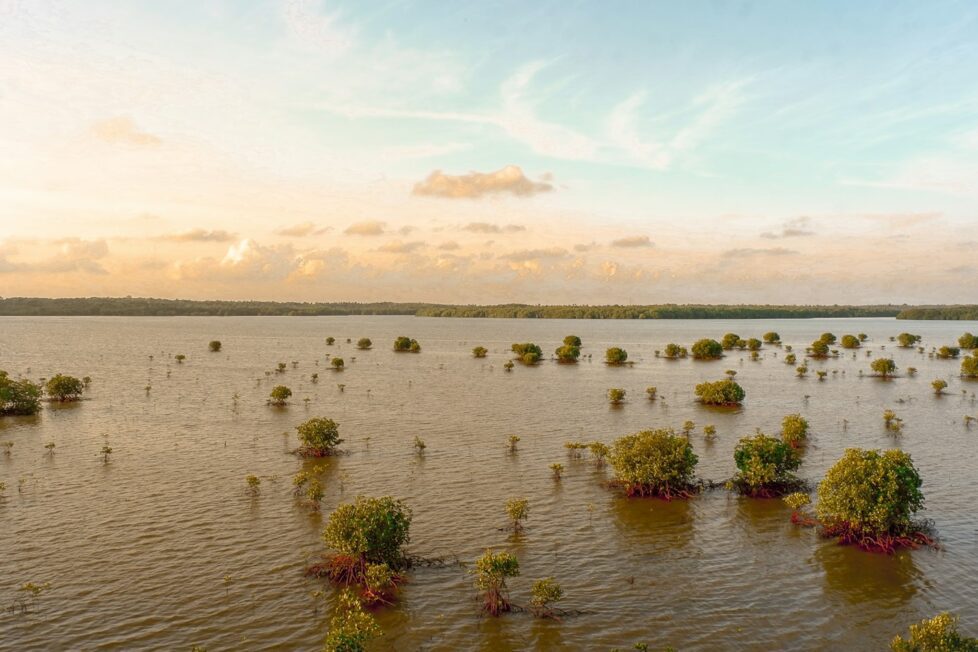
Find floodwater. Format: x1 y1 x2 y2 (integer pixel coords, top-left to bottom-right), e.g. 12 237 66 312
2 316 977 651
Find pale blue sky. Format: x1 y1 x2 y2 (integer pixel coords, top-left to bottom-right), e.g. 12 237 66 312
1 1 976 302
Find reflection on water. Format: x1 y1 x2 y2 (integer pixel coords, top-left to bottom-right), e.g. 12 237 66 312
1 315 977 650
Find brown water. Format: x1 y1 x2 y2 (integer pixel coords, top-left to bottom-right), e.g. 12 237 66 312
2 316 977 651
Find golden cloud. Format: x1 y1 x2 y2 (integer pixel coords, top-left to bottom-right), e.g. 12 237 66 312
413 165 553 199
344 220 387 236
610 235 654 248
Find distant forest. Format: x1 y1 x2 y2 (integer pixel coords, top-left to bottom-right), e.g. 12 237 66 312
4 296 973 319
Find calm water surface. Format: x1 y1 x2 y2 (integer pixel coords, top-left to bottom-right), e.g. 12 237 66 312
2 316 978 651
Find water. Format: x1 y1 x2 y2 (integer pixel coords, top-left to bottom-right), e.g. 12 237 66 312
2 316 977 651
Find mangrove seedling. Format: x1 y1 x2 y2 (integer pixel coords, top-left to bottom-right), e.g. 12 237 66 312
473 346 488 358
682 420 695 437
503 360 515 371
781 414 809 448
907 367 918 376
277 362 287 373
605 347 628 365
297 417 344 457
796 365 809 378
784 492 814 525
44 442 55 455
508 435 520 453
505 497 529 532
2 441 12 455
608 388 626 405
550 463 563 480
890 612 978 652
331 357 345 370
208 340 222 352
897 333 922 348
44 374 85 402
663 343 687 359
268 385 292 406
305 478 325 510
175 354 186 364
529 577 564 620
645 386 658 401
784 353 797 366
326 336 335 345
816 448 931 552
413 436 426 456
245 474 261 496
932 379 948 395
555 344 581 363
608 428 698 499
694 379 745 406
323 589 381 652
703 425 717 440
361 562 400 606
512 343 543 365
472 549 519 616
100 445 113 464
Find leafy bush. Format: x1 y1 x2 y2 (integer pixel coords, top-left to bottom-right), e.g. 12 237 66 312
937 346 960 360
529 578 564 619
393 336 420 352
554 344 580 363
472 549 519 616
959 332 978 350
763 332 780 344
472 346 488 358
932 379 948 395
840 335 860 349
890 612 978 652
296 417 344 456
208 340 222 352
505 497 529 532
721 333 741 350
963 355 978 378
563 335 582 347
609 428 698 498
691 338 723 360
44 374 85 402
871 358 897 378
331 357 345 370
809 339 830 358
323 589 381 652
269 385 292 405
323 496 413 571
694 379 745 406
663 343 687 359
356 338 372 350
607 388 626 405
746 338 762 351
781 413 809 447
511 343 542 364
897 333 921 348
819 332 837 345
731 433 801 496
605 347 628 365
0 371 42 416
816 448 925 550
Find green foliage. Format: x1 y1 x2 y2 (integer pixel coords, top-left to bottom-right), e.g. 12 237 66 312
563 335 582 347
356 338 372 350
505 497 529 531
663 343 687 358
959 333 978 350
819 332 837 345
393 336 420 352
323 589 381 652
691 338 723 360
511 343 542 364
721 333 741 350
208 340 222 352
816 448 924 538
44 374 85 402
269 385 292 405
605 347 628 365
472 346 488 358
0 370 42 416
891 612 978 652
763 332 780 344
871 358 898 377
331 357 345 370
550 462 563 480
963 355 978 378
784 353 797 365
609 428 698 497
326 337 335 345
897 333 922 348
245 474 261 496
784 492 811 511
555 344 581 363
746 338 762 351
937 346 960 359
472 549 520 615
297 417 344 456
323 496 413 568
175 354 186 363
809 339 830 358
694 379 745 405
932 379 948 395
841 335 860 349
607 388 626 404
781 414 809 447
529 577 564 618
645 386 658 400
732 433 801 496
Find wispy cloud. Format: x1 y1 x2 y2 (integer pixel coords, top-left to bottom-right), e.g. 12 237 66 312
376 240 425 254
721 247 798 258
462 222 526 234
611 235 654 248
275 222 330 237
344 220 386 236
413 165 553 199
91 117 161 147
158 229 237 242
760 217 815 239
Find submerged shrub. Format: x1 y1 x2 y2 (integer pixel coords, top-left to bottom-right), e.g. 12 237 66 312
694 379 745 406
645 386 658 401
871 358 898 378
607 388 626 405
297 417 344 456
555 344 581 363
731 433 801 497
932 379 948 395
268 385 292 406
208 340 222 352
609 428 698 498
356 338 372 350
0 371 42 416
511 343 543 365
841 335 860 349
721 333 741 350
816 448 928 552
763 332 780 344
472 346 488 358
890 612 978 652
962 355 978 379
44 374 84 402
563 335 582 347
505 497 529 532
781 414 809 447
322 496 413 579
691 338 723 360
605 347 628 365
897 333 921 348
322 589 381 652
663 343 688 359
529 578 564 619
809 339 830 358
393 336 421 352
472 549 519 616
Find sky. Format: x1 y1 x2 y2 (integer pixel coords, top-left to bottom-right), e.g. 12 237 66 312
1 0 977 304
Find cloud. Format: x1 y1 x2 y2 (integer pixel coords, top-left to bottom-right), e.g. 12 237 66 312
376 240 425 254
437 241 460 251
91 117 161 146
574 242 597 252
761 217 816 239
462 222 526 234
0 238 110 275
610 235 654 248
499 247 569 263
721 247 799 258
275 222 330 237
344 220 386 236
159 229 237 242
413 165 553 199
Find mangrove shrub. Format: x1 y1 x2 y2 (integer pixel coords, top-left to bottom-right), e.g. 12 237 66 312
731 433 801 497
44 374 85 402
694 379 745 406
297 417 344 456
691 339 723 360
393 336 421 352
605 347 628 365
608 428 698 498
0 371 42 416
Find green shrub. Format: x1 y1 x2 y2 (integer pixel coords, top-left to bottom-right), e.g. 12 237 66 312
694 379 745 405
323 496 412 571
44 374 85 402
269 385 292 405
691 338 723 360
511 343 542 364
0 371 42 416
891 612 978 652
393 336 421 352
529 578 564 619
208 340 222 352
297 417 344 456
763 332 780 344
472 346 488 358
472 549 519 616
555 344 580 363
356 338 372 350
840 335 860 349
607 388 626 405
816 448 925 550
331 357 345 370
897 333 921 348
871 358 897 378
809 339 830 358
747 338 762 351
781 413 809 447
721 333 741 350
819 332 837 345
963 355 978 378
731 433 801 496
563 335 582 347
937 346 960 360
663 343 687 359
605 347 628 365
608 428 698 498
959 333 978 350
323 589 381 652
932 379 948 395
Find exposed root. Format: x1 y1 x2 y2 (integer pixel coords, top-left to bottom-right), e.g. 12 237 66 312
821 521 940 554
305 554 367 585
609 479 700 500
